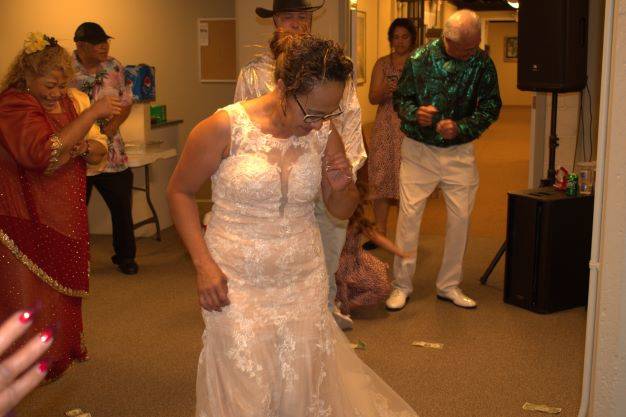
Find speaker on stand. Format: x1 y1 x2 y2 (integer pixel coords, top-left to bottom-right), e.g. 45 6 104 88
480 0 589 286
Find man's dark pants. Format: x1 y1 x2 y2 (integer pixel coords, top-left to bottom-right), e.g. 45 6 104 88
86 168 136 263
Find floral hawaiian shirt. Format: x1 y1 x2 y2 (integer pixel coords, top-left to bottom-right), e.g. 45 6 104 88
71 51 133 172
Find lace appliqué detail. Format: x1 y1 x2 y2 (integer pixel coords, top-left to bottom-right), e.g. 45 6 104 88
274 315 298 392
225 309 265 382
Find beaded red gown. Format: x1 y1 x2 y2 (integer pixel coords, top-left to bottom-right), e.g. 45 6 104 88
0 89 89 380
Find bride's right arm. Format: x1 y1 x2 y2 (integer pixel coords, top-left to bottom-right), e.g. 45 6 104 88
167 110 231 312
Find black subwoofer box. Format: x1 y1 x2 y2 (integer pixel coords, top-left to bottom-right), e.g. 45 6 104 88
504 187 593 313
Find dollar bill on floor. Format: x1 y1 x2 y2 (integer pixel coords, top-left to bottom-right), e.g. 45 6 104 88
522 402 562 414
411 341 444 349
65 410 84 417
350 340 366 350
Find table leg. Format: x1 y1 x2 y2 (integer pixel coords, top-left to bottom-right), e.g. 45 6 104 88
132 164 162 241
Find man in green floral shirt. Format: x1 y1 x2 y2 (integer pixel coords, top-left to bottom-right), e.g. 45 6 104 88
386 10 501 311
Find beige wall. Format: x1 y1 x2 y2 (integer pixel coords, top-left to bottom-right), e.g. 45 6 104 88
0 1 235 145
442 1 458 24
352 0 398 125
352 0 379 125
589 0 626 413
377 0 395 60
486 21 532 106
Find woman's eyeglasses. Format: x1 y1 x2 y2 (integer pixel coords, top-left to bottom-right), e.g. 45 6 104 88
294 95 343 124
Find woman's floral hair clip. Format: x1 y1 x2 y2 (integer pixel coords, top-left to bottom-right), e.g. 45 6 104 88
23 32 59 55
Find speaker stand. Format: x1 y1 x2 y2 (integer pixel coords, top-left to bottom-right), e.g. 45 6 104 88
480 92 560 285
541 92 560 186
480 242 506 284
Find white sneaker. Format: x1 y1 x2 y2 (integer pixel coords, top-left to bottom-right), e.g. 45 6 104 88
436 287 477 309
385 288 409 311
332 306 353 330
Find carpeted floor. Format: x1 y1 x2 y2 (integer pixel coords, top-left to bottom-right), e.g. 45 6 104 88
17 106 586 417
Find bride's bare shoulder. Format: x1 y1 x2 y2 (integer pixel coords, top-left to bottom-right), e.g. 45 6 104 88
188 109 232 146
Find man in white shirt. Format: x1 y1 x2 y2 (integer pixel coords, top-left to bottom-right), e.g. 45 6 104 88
235 0 367 329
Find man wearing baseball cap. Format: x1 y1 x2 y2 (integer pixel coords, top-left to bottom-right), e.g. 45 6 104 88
71 22 138 275
234 0 367 330
74 22 113 44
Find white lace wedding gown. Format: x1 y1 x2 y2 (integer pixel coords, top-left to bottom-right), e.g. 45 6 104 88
196 102 418 417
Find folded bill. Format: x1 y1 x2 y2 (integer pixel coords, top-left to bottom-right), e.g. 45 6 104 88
411 341 444 349
65 410 83 417
350 340 366 350
522 402 562 414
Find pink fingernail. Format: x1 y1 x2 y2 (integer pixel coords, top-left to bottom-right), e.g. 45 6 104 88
19 310 34 324
38 360 49 374
40 328 54 343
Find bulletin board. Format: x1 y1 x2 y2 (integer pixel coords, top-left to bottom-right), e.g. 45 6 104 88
198 18 236 83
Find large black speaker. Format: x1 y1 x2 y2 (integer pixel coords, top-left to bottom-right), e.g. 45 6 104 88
504 188 593 313
517 0 589 92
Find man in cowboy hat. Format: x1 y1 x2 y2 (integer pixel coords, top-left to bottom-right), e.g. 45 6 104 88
234 0 367 330
254 0 325 19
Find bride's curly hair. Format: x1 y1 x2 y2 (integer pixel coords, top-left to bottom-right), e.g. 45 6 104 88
270 30 353 97
1 42 74 92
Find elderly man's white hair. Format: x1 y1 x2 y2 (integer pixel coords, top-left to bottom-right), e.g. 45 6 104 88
443 9 481 42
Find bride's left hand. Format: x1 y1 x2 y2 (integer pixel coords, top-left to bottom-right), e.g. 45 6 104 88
322 152 353 192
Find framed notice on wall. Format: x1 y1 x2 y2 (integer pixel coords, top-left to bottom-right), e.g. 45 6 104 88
504 36 518 62
198 18 236 83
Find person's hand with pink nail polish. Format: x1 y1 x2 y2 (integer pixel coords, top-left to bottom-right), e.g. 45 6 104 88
0 310 53 415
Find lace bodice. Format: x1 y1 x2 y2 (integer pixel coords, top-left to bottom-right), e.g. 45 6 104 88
211 103 330 223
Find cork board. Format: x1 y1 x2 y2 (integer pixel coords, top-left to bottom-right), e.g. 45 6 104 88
199 18 236 82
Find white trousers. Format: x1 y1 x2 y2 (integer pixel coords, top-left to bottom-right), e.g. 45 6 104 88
393 139 479 294
314 198 349 310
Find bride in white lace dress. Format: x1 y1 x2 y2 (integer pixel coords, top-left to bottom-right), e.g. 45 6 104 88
168 32 418 417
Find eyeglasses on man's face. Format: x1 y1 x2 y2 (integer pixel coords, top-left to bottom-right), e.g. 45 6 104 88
293 95 343 124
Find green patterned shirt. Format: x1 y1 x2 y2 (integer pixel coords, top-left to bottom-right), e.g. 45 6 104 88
393 38 502 147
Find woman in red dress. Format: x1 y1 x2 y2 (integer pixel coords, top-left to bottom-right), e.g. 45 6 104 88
0 33 121 380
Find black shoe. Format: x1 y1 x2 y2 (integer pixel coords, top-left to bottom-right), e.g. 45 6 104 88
118 260 139 275
362 241 378 251
111 256 138 275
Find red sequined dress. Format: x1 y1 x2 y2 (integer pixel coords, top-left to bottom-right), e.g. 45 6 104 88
0 89 89 380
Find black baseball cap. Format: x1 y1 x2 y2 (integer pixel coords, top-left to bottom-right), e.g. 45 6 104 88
73 22 113 44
